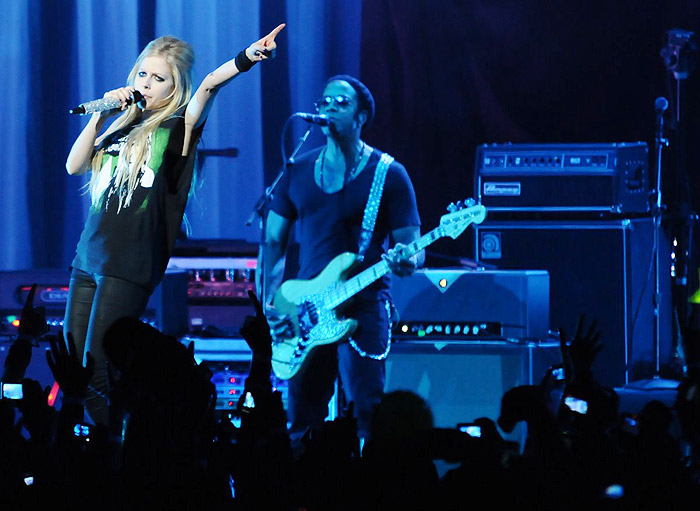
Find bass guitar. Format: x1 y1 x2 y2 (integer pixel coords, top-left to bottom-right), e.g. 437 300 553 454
270 201 487 379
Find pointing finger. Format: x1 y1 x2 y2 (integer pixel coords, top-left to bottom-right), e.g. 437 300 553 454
22 284 37 313
267 23 286 39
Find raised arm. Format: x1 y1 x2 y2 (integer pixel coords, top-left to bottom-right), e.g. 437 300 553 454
184 23 285 140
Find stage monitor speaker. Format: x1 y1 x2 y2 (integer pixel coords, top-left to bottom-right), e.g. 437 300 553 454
385 340 561 443
391 269 549 339
475 218 672 387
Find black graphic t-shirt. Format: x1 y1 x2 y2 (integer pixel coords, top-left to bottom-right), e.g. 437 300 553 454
72 107 204 291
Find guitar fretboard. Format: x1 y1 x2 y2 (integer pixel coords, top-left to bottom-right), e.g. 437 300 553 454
322 225 446 310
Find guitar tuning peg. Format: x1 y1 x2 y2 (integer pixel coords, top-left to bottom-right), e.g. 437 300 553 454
455 200 464 210
446 202 457 213
465 198 475 207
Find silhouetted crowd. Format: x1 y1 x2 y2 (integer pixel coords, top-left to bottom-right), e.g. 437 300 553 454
2 288 700 510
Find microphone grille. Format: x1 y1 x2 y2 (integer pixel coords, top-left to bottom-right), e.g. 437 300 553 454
655 97 669 112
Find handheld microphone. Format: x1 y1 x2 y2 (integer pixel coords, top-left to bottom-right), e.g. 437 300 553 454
69 90 144 115
294 112 330 126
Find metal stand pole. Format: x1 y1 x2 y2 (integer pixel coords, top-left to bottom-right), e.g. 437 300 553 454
247 120 314 305
653 102 669 376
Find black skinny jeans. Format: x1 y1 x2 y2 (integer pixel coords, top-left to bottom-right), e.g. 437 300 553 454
287 298 391 440
63 268 150 425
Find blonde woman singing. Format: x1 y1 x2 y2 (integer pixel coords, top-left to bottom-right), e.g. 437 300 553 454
64 24 285 424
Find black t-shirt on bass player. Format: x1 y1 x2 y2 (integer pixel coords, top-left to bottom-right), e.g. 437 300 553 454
270 146 421 301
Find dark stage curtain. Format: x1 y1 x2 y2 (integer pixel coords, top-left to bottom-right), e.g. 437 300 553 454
360 0 700 260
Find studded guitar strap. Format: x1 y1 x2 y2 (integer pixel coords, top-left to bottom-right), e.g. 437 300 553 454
356 152 394 260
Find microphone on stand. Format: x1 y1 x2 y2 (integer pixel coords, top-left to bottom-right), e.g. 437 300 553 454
293 112 331 127
69 90 144 115
655 96 669 113
655 97 669 141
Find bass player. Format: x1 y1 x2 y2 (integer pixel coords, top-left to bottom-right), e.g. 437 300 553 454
263 75 423 440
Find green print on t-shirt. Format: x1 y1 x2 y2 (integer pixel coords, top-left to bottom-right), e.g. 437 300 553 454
94 125 172 213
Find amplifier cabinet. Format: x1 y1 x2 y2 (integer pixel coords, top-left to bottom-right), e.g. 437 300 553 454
391 269 549 339
475 218 672 387
475 142 649 214
385 339 561 444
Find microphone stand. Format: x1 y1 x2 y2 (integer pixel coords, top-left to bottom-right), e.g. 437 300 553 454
652 101 669 380
247 116 314 306
629 99 677 391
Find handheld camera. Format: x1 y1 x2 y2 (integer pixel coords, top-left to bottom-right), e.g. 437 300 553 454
563 395 588 415
1 382 23 400
457 423 482 438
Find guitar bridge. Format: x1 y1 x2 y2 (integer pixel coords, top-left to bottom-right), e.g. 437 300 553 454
297 300 319 337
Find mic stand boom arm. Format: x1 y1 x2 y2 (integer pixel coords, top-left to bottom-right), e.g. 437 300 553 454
247 116 314 306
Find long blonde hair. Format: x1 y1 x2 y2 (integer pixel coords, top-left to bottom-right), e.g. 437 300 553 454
88 36 194 209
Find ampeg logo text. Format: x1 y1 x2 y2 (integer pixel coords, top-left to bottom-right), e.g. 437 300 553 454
483 182 521 196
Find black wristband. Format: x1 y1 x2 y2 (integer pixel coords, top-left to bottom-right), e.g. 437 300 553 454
235 49 255 72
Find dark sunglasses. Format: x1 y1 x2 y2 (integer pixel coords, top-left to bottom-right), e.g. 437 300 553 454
314 95 353 111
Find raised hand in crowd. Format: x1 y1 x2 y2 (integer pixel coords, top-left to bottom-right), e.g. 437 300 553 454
559 314 603 385
18 284 49 340
233 292 293 510
240 290 273 385
46 332 94 399
17 378 54 445
2 336 33 383
237 291 287 430
2 284 48 383
45 331 95 442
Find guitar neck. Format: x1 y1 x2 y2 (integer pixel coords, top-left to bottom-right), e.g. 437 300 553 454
324 225 446 309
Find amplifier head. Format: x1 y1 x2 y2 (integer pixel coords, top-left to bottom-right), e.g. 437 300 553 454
391 269 550 340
